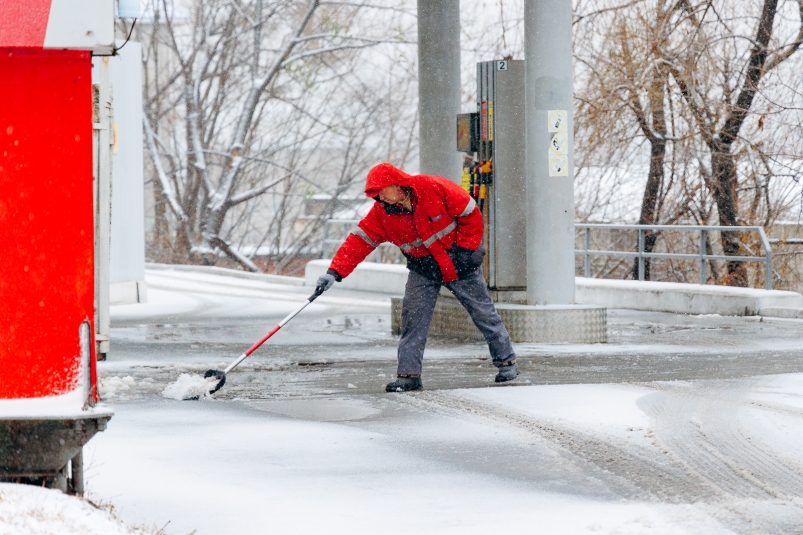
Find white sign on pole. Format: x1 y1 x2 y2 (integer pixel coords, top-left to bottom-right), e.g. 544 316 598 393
549 132 568 154
549 155 569 177
547 110 569 176
547 110 568 132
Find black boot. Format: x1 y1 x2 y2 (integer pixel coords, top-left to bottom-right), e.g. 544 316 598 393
385 376 423 392
495 361 520 383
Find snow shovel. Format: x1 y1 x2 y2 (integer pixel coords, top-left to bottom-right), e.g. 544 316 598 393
202 284 327 396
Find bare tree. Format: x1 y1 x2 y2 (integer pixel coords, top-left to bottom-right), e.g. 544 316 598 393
135 0 803 286
576 1 678 279
138 0 417 271
573 0 803 287
664 0 803 285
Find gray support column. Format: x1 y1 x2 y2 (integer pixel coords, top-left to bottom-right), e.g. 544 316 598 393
417 0 462 183
524 0 576 305
94 57 113 358
70 449 84 496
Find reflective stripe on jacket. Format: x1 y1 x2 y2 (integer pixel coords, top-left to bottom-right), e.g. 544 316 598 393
329 163 482 283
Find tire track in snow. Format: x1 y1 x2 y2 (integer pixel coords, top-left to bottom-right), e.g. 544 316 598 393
638 381 803 534
638 380 803 503
637 391 750 499
395 385 803 533
393 390 715 503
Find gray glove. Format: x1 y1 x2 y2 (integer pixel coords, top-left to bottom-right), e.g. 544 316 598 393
316 272 336 292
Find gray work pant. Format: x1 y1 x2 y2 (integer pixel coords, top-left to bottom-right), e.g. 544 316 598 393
397 268 516 375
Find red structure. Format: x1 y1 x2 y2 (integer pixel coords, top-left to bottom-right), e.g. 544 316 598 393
0 1 54 47
0 1 115 493
0 49 97 402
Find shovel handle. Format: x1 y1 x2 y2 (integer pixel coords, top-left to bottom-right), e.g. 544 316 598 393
225 286 327 374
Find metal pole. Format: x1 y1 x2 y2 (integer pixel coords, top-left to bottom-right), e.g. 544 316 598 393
525 0 575 305
94 58 113 360
321 222 329 259
417 0 462 183
584 227 590 278
638 229 645 281
69 449 84 496
699 229 706 285
757 226 773 290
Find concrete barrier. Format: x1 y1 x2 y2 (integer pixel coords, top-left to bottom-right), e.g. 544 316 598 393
109 280 147 305
306 260 803 316
147 263 306 286
305 259 408 294
575 277 803 316
309 260 607 342
758 307 803 319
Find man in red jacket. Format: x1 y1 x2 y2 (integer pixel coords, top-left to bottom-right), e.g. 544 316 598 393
316 163 519 391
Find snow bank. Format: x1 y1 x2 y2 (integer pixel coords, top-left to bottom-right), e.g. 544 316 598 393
576 276 803 315
161 373 217 400
0 483 150 535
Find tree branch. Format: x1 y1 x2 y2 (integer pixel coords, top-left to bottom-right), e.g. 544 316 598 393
719 0 780 147
143 117 188 221
573 0 645 26
763 0 803 72
227 175 288 206
319 1 416 16
664 61 715 145
207 234 260 272
282 42 387 65
209 0 319 214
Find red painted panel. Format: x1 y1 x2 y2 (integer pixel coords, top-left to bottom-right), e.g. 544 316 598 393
0 48 95 399
0 1 52 48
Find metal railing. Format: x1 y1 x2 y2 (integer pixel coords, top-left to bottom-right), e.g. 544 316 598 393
321 219 360 259
575 224 774 290
320 219 400 262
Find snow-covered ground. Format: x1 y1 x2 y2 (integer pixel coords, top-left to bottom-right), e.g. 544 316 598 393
0 483 153 534
71 268 803 534
85 396 732 535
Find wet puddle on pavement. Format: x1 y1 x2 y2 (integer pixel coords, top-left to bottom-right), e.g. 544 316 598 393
312 314 388 333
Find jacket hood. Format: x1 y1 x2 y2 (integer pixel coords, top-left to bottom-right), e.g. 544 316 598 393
364 163 413 198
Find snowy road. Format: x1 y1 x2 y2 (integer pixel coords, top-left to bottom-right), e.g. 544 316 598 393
87 268 803 534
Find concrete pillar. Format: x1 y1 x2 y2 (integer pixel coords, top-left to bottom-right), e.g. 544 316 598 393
417 0 462 183
524 0 576 305
94 56 113 358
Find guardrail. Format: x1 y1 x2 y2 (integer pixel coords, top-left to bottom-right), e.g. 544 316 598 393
321 219 360 259
320 219 400 262
575 224 773 290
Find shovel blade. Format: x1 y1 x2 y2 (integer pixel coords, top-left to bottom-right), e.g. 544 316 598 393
204 369 226 394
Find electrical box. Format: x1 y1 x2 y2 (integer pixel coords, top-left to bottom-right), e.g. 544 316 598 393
460 60 527 293
456 113 479 153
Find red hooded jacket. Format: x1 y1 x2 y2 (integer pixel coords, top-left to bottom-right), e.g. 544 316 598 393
328 163 483 283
